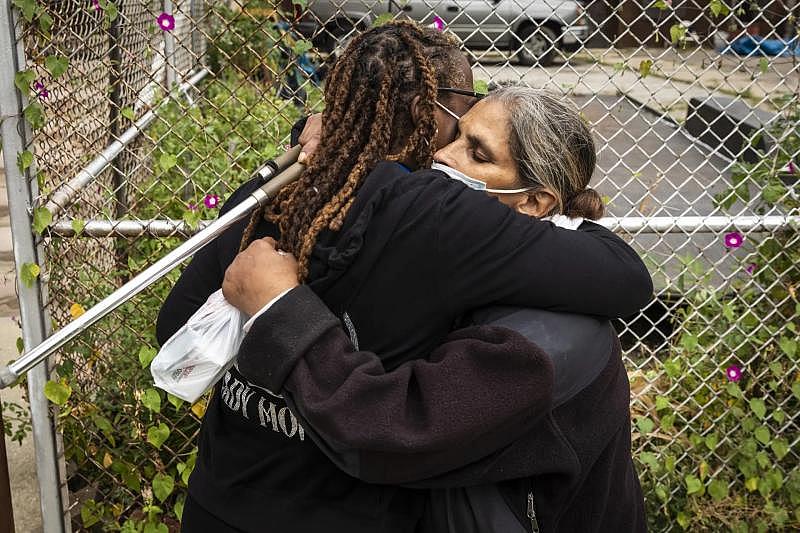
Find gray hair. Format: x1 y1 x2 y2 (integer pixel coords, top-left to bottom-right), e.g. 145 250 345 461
486 86 603 219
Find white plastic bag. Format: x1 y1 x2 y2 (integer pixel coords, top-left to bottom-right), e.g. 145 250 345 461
151 289 245 402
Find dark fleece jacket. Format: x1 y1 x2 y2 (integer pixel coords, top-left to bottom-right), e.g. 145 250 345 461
157 161 652 532
238 286 647 532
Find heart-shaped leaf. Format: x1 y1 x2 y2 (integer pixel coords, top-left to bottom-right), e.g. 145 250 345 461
708 479 729 502
684 475 703 495
11 0 38 22
142 388 162 413
19 263 42 288
32 207 52 235
71 218 86 235
44 379 71 405
158 153 177 172
779 337 797 358
770 438 789 460
16 150 34 172
23 102 44 129
167 393 183 410
754 425 770 445
139 346 157 368
80 499 103 528
38 11 53 33
749 398 766 420
152 472 174 502
636 416 654 434
45 55 69 78
147 423 170 449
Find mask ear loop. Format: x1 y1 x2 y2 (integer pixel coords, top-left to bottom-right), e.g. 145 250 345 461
484 186 535 194
435 100 461 121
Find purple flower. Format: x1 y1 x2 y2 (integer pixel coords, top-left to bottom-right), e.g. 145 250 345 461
431 16 445 31
726 365 742 382
157 12 175 32
724 231 743 248
33 80 49 99
92 0 100 11
203 194 219 209
745 263 757 275
785 161 796 175
187 202 198 211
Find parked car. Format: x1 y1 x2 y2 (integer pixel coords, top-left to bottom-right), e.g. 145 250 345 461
295 0 589 66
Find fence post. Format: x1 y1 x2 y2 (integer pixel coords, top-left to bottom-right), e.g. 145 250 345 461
0 3 67 532
164 0 177 87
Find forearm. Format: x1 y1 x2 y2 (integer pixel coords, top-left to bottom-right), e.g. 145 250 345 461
439 185 654 319
236 286 555 484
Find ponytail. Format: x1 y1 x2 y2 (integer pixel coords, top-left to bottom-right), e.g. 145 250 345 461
563 187 604 220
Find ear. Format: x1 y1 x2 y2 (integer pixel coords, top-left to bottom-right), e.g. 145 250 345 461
410 95 422 128
516 189 559 218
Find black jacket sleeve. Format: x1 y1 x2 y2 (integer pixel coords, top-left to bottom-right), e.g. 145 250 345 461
155 115 309 345
237 285 555 485
431 181 652 318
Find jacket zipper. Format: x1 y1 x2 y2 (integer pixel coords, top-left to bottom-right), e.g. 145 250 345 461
527 491 540 533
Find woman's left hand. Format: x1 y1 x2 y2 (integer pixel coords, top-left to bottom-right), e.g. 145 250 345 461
222 237 299 316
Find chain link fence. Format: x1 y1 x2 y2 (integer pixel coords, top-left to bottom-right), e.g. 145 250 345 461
1 0 798 531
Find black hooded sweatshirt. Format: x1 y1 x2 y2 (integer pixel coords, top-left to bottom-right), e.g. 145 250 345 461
157 162 652 532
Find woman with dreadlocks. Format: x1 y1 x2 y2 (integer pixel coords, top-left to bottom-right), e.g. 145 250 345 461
158 22 651 533
222 88 647 533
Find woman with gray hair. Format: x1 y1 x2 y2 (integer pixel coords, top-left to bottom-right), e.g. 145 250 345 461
220 86 647 532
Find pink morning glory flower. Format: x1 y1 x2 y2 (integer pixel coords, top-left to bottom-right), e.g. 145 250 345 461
92 0 100 11
204 194 219 209
187 202 198 211
745 263 757 275
157 12 175 32
724 231 743 248
725 365 742 382
431 16 444 31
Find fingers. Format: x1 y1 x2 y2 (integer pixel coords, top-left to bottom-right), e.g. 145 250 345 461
298 113 322 164
244 237 296 261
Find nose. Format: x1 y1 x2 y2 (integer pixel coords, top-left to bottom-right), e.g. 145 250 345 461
434 143 456 167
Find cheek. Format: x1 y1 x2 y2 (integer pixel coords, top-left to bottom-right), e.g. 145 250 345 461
480 168 513 189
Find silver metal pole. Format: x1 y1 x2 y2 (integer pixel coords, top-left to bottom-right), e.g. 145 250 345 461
50 219 212 238
598 215 800 233
43 68 209 219
47 214 800 238
0 1 66 530
0 157 304 389
164 0 177 88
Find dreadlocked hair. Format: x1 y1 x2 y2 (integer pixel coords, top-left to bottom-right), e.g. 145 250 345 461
239 21 463 280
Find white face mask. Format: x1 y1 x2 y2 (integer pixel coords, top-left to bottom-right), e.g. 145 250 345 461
431 162 533 194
